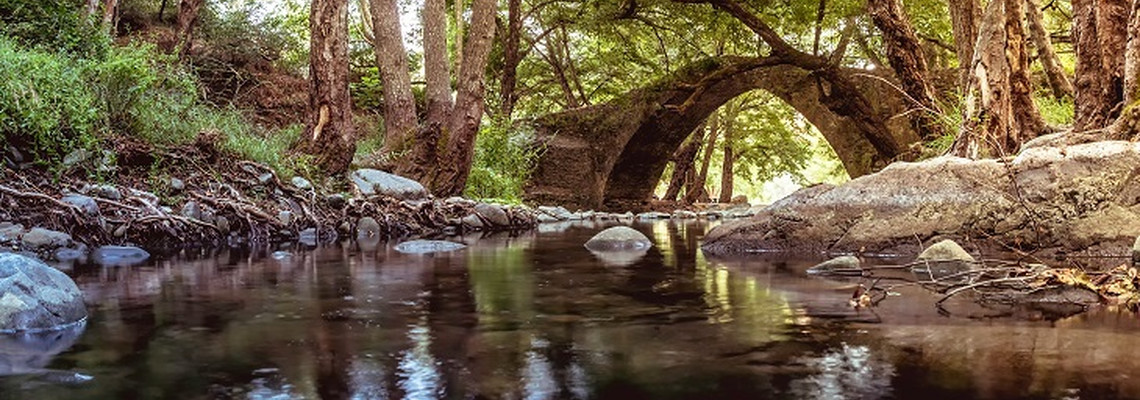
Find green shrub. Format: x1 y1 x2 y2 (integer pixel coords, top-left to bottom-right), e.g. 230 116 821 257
463 122 544 203
0 0 109 58
0 37 101 165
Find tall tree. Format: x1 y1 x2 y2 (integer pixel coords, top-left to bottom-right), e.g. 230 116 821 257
1072 0 1129 131
664 126 705 202
1026 0 1074 100
423 0 453 128
718 129 735 203
500 0 523 117
102 0 119 33
369 0 419 153
948 0 982 89
175 0 205 59
296 0 355 174
867 0 945 141
432 0 498 196
953 0 1046 157
685 113 721 204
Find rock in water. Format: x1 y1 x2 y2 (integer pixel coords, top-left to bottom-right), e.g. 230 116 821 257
584 227 652 252
0 320 86 376
350 169 428 200
806 256 862 275
0 254 87 331
475 204 511 227
90 246 150 266
917 240 975 262
20 228 71 250
356 217 381 239
394 240 467 254
914 239 976 278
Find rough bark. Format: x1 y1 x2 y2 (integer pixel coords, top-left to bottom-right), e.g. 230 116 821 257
1026 0 1074 99
296 0 355 175
453 0 465 74
175 0 205 59
685 115 720 204
1126 0 1140 104
953 0 1046 157
1007 0 1048 140
369 0 419 153
422 0 453 129
432 0 497 196
500 0 523 117
102 0 119 33
718 132 734 204
664 130 704 202
1072 0 1127 131
867 0 944 141
948 0 982 89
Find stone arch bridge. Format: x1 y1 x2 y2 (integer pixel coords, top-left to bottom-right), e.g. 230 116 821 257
523 56 922 211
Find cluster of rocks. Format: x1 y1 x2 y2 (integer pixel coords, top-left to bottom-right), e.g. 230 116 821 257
531 205 758 224
0 223 149 267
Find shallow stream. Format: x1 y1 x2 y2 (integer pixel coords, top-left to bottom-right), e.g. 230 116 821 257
2 220 1139 399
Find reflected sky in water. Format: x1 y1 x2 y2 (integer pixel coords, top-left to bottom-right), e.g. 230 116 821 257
6 220 1140 399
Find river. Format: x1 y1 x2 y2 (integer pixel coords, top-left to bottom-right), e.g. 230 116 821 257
1 220 1139 399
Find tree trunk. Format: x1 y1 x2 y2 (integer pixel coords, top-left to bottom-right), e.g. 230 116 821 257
948 0 982 89
1073 0 1128 131
295 0 355 175
453 0 465 74
867 0 944 141
1026 0 1074 99
499 0 522 118
1125 0 1140 105
397 0 452 180
1007 0 1048 139
1110 0 1140 139
175 0 205 59
664 129 704 202
953 0 1046 157
369 0 419 153
82 0 101 20
432 0 497 196
718 133 734 204
684 114 720 204
102 0 119 34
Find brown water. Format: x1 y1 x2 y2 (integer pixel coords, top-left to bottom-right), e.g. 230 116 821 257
2 220 1140 399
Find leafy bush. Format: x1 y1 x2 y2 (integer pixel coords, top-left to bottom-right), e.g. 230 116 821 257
0 37 101 165
463 122 544 203
0 0 109 58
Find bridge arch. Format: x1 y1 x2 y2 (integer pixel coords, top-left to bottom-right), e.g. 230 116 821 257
524 56 921 210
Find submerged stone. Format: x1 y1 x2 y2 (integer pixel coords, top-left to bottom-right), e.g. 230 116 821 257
0 320 87 376
90 246 150 266
0 254 87 332
585 227 652 252
807 256 862 275
394 240 467 254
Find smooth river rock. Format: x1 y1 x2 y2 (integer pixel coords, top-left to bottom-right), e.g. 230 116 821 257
61 195 99 216
475 204 511 227
703 142 1140 256
394 240 467 254
917 240 975 262
90 246 150 266
584 227 652 252
806 256 862 275
0 254 87 332
350 169 428 200
19 228 71 250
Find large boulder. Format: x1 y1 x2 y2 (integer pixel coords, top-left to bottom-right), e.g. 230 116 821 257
703 142 1140 256
585 226 652 252
350 169 428 200
0 254 87 332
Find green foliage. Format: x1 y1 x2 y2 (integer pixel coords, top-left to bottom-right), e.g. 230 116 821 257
0 37 101 165
463 122 544 203
0 0 110 58
1035 94 1075 126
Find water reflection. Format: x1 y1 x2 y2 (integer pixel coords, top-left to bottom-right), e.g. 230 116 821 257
9 221 1140 399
